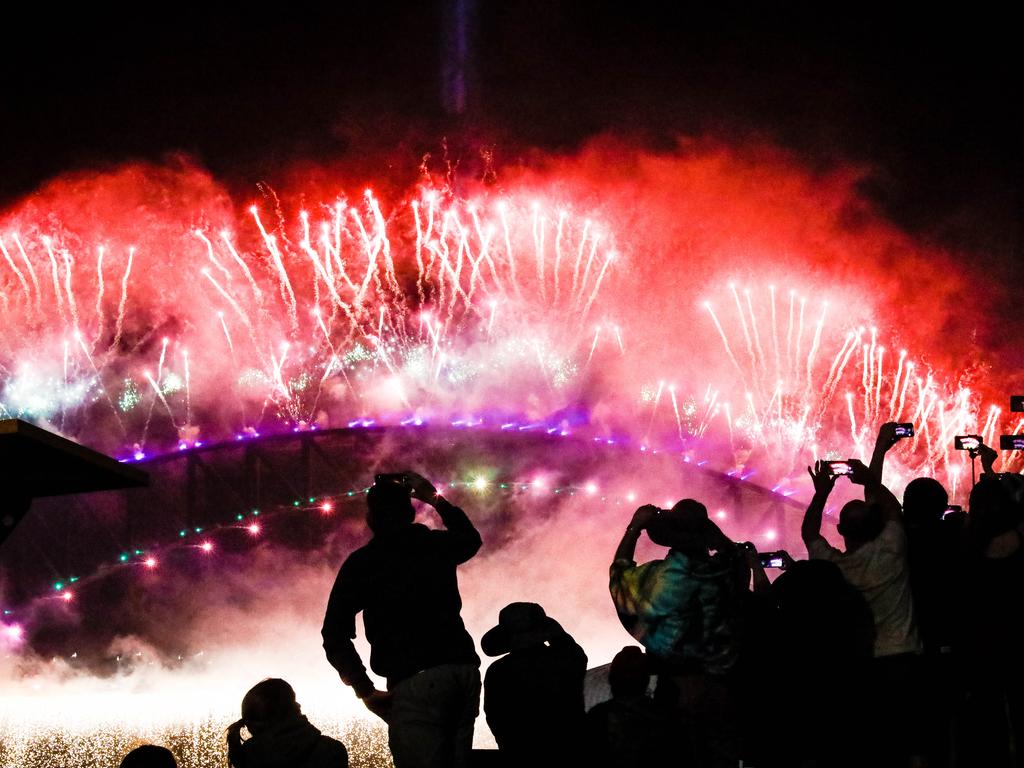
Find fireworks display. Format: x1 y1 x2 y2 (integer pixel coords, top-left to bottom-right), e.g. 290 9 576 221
0 151 1018 767
0 178 621 454
0 162 1014 493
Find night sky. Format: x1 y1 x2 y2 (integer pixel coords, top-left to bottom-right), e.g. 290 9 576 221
1 3 1019 264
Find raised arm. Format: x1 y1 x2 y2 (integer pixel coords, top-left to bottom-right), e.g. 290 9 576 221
802 461 836 546
614 505 659 563
742 543 772 594
546 618 588 671
849 458 902 523
978 441 999 475
869 422 901 482
407 471 482 562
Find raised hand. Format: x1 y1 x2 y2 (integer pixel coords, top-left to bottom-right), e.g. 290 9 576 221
978 441 999 474
630 504 661 530
847 458 877 486
875 422 901 453
404 471 438 502
807 460 837 496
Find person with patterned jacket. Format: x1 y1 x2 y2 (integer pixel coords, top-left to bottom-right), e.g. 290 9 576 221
609 498 744 768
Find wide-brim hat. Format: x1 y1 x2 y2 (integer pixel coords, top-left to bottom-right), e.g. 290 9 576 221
647 499 710 550
481 602 558 656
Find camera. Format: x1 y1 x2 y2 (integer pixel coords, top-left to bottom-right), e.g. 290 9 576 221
954 435 982 452
1011 396 1024 413
826 461 854 477
893 423 914 438
999 435 1024 451
943 504 963 518
758 551 787 569
374 472 410 488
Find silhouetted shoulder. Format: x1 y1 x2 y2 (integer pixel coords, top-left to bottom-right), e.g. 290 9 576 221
336 545 374 578
308 734 349 767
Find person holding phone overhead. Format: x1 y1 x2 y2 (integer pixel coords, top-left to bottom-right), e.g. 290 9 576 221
802 423 922 766
321 471 482 768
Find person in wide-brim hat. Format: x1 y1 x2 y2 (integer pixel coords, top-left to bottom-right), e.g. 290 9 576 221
481 602 589 762
481 602 560 656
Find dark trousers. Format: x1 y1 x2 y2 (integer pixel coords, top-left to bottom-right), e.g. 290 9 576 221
388 663 481 768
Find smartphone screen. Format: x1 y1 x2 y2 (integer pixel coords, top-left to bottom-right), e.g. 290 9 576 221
1000 435 1024 451
758 551 786 569
827 461 853 476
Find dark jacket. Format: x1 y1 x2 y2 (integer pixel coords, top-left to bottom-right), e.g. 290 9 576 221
228 715 348 768
484 626 587 760
322 496 481 695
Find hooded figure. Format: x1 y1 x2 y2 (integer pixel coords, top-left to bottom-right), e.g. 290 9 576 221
226 679 348 768
482 602 588 766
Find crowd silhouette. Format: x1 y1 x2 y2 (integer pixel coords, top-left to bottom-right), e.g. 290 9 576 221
118 420 1024 768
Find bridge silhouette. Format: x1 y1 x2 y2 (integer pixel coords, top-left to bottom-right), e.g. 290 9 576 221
2 424 804 630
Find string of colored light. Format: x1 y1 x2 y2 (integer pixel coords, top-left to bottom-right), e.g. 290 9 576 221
1 451 797 635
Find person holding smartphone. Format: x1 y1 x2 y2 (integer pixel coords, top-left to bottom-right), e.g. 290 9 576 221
802 425 922 765
321 471 482 768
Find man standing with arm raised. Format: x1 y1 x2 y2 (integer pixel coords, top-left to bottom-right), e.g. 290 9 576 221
802 425 921 767
322 471 482 768
609 499 744 768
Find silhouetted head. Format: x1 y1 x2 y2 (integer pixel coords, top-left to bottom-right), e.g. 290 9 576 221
969 475 1018 547
241 678 301 736
119 745 177 768
837 500 885 548
366 480 415 535
903 477 948 527
647 499 710 554
608 646 650 698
